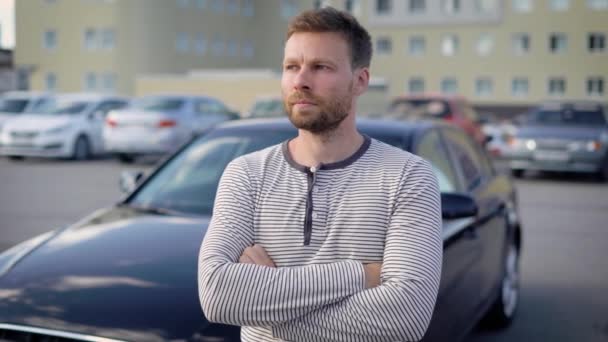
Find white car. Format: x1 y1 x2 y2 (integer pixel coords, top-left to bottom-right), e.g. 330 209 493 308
0 91 55 132
0 93 129 160
103 94 238 162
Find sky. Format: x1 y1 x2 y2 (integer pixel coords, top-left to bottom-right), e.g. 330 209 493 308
0 0 15 49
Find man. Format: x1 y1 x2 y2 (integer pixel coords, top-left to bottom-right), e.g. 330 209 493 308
198 7 442 342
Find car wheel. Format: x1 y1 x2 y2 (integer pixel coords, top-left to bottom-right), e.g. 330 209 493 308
72 135 91 161
511 169 524 178
118 153 135 164
482 242 520 329
8 155 25 161
597 159 608 182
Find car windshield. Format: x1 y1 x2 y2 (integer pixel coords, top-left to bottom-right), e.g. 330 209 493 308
388 99 450 119
130 97 185 112
0 99 29 114
250 99 285 118
49 101 91 115
128 129 297 216
528 104 607 126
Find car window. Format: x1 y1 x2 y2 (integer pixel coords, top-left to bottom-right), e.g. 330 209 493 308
415 130 460 193
457 100 479 122
0 98 29 114
50 101 91 115
30 98 55 113
129 130 296 215
388 99 451 120
443 128 490 191
196 99 225 114
95 100 128 116
130 97 184 112
528 103 607 126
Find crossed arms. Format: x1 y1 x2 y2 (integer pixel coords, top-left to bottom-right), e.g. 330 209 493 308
198 158 443 341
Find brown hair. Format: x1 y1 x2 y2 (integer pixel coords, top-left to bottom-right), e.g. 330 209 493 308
286 7 372 69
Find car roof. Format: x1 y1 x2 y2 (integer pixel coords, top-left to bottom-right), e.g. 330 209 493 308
1 91 52 99
215 117 441 136
54 92 128 102
136 94 214 101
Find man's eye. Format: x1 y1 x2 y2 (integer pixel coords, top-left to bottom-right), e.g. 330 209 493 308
315 65 330 70
284 65 298 71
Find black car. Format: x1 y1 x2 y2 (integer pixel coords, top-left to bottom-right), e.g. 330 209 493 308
0 118 522 342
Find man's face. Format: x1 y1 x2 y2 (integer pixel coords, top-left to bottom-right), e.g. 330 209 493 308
281 32 358 134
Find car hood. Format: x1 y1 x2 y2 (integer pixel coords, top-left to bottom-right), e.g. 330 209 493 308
516 125 606 140
3 114 74 132
0 206 228 342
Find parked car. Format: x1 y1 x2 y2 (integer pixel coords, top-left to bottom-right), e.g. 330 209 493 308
482 121 518 158
388 93 487 145
0 91 55 132
103 94 239 163
0 93 129 160
0 118 522 342
502 100 608 180
244 95 286 118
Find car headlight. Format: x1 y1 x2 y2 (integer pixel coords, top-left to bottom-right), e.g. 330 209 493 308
586 140 601 152
525 139 536 150
45 124 71 135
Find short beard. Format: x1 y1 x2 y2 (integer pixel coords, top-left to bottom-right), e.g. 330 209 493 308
285 88 352 135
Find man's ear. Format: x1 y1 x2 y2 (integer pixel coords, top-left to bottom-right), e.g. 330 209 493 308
353 67 370 96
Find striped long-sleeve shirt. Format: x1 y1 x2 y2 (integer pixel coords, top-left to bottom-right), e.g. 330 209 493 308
198 136 442 342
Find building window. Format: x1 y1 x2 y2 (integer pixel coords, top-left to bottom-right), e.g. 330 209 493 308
44 29 57 50
550 0 569 11
345 0 362 16
476 78 493 97
212 36 225 56
442 0 461 14
587 77 604 96
549 33 567 53
211 0 224 12
513 0 532 12
408 78 425 93
194 33 207 55
474 0 496 12
588 33 606 53
102 73 116 92
441 34 459 56
587 0 608 10
512 33 530 55
409 0 426 13
441 77 458 94
242 40 254 59
281 0 298 19
376 0 392 15
314 0 331 8
242 0 254 16
195 0 207 9
101 29 115 50
512 77 529 97
476 33 494 56
227 39 239 57
84 72 97 91
176 33 190 53
376 37 392 54
226 0 239 14
177 0 190 8
84 28 98 50
408 36 426 55
45 73 57 91
548 77 566 96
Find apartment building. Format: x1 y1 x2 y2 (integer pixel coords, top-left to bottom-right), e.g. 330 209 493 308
15 0 309 95
15 0 608 113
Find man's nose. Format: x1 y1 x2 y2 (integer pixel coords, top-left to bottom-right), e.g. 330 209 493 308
292 67 311 91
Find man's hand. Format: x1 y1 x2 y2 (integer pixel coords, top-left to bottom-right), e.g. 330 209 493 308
239 244 276 268
363 263 382 289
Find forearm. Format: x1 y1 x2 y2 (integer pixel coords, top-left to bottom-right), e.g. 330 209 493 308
199 248 366 327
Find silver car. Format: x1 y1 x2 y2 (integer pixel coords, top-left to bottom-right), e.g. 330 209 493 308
503 101 608 180
103 94 239 163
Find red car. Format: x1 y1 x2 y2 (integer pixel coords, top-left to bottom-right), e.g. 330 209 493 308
388 93 487 145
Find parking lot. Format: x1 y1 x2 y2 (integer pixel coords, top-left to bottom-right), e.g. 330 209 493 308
1 156 607 341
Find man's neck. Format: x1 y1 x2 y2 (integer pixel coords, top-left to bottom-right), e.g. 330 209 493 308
288 118 364 168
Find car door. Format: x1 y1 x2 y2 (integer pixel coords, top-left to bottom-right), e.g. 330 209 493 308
89 100 129 152
414 128 483 342
442 128 509 313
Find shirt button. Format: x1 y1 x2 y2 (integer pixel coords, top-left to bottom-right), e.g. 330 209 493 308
310 166 317 173
313 187 319 193
312 212 318 220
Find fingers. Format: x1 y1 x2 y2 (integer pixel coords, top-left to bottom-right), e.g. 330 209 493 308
239 244 276 268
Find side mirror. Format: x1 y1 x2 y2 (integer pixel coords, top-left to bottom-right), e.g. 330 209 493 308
119 170 144 194
441 193 478 219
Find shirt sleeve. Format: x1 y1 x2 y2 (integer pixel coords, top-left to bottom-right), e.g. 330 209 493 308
271 158 443 342
198 157 367 327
